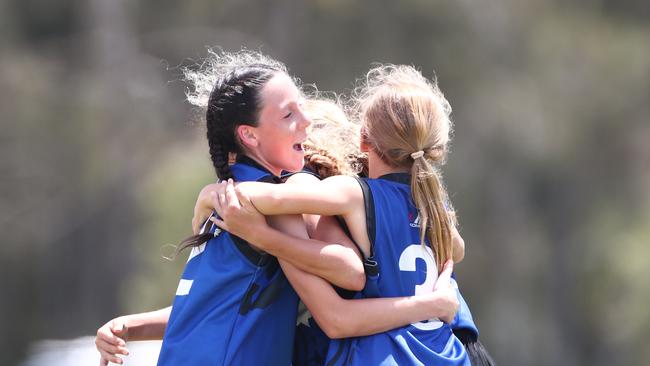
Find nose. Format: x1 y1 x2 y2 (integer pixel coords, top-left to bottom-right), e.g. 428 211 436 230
297 108 312 130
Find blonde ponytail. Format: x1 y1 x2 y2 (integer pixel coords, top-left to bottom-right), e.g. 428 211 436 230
410 151 453 270
354 64 455 272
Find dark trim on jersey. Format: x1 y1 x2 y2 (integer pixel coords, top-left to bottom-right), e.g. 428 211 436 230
231 157 292 313
333 216 366 264
280 167 321 182
227 172 279 265
230 235 265 265
354 177 376 249
377 172 410 185
238 258 285 315
353 176 379 277
325 338 352 366
228 156 281 264
235 155 275 178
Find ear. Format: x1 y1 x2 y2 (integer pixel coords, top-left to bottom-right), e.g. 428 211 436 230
359 129 371 152
236 125 259 149
360 139 371 153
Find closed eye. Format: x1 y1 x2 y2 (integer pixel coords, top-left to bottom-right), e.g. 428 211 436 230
283 112 292 119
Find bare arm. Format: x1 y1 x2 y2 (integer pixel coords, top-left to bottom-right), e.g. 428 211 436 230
246 216 365 290
269 215 458 339
451 225 465 263
193 175 363 231
209 175 365 291
117 306 170 341
95 307 170 365
280 259 457 339
209 180 458 338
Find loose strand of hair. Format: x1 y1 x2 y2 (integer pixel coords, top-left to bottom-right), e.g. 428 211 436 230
168 232 214 260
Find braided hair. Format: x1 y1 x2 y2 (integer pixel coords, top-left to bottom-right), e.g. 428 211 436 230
174 50 289 255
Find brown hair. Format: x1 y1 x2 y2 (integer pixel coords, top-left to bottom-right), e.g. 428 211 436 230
301 98 364 178
355 64 455 271
173 49 290 256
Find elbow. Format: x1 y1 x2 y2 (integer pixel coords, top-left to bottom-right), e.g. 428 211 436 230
313 307 358 339
321 324 344 339
451 230 465 263
347 269 366 292
335 259 365 291
453 241 465 263
319 316 354 339
343 249 366 291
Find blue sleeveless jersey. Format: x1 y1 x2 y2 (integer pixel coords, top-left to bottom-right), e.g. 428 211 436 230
325 173 469 366
157 159 299 366
450 275 479 339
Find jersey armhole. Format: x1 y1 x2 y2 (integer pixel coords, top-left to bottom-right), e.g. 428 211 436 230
228 173 282 266
334 216 366 260
353 177 375 252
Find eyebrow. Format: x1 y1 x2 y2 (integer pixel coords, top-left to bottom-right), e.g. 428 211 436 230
278 99 299 114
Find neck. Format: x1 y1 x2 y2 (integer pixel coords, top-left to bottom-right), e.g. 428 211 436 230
367 150 409 179
239 153 282 177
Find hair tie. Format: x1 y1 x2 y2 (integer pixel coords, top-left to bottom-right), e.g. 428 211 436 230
410 150 425 159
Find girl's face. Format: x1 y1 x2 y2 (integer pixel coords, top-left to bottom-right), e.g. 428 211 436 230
245 73 311 175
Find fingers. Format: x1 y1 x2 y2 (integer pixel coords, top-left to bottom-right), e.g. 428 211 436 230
434 260 454 291
209 216 228 232
97 327 124 349
438 260 454 281
95 319 130 366
96 338 129 355
211 191 222 216
213 179 243 216
211 182 227 217
111 322 129 338
193 183 220 234
96 323 129 354
234 185 257 212
99 350 124 365
217 181 228 209
96 338 127 365
225 179 240 209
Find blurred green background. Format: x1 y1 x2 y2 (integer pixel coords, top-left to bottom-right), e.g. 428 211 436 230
1 0 649 365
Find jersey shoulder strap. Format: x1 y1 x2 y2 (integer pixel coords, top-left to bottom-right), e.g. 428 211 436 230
353 176 379 277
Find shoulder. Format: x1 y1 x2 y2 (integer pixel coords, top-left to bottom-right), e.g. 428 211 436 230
323 175 362 191
321 175 364 208
284 171 321 185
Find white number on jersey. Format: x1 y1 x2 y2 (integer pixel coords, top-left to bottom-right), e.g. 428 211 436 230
398 244 443 330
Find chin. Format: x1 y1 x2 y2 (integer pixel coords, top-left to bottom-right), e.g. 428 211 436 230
287 159 305 173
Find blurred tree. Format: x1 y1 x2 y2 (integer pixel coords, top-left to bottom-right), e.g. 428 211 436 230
1 0 648 365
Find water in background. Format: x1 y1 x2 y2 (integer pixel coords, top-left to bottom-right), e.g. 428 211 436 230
23 337 161 366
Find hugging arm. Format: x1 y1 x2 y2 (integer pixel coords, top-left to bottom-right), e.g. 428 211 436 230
197 178 466 262
280 259 457 338
207 173 365 291
268 214 458 339
95 307 170 365
210 187 458 339
194 175 362 225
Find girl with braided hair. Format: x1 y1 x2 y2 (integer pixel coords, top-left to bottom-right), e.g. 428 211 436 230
196 64 494 365
95 51 461 366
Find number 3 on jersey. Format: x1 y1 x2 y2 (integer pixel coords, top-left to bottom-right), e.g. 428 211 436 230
398 244 443 330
